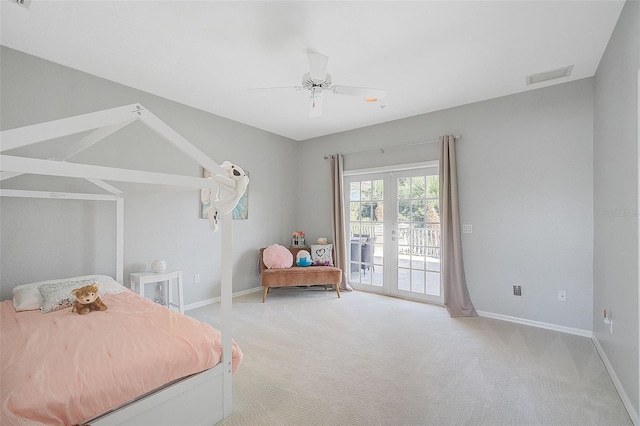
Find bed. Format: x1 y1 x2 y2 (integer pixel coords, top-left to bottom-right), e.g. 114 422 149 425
0 104 245 424
1 276 243 425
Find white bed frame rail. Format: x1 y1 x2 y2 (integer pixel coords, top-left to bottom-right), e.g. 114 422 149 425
0 104 236 424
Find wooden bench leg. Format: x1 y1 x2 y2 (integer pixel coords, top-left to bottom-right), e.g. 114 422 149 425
335 284 341 298
262 286 269 303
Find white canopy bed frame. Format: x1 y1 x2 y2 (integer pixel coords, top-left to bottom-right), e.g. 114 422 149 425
0 104 238 425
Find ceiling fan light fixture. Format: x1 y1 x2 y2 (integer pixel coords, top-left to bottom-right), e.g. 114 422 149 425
309 90 323 117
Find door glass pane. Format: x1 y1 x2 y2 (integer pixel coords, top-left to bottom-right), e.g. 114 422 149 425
350 202 361 221
373 180 384 200
398 245 411 268
398 268 410 291
372 265 383 287
411 253 426 269
411 176 425 198
427 253 441 272
373 201 383 223
427 271 441 296
350 182 360 201
398 177 410 199
361 202 374 221
361 180 371 201
426 176 439 198
397 200 410 222
347 176 384 287
350 268 361 283
396 172 441 300
411 200 426 222
412 270 425 293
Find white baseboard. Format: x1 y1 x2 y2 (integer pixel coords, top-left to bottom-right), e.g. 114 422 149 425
476 310 593 338
184 286 263 311
592 336 639 426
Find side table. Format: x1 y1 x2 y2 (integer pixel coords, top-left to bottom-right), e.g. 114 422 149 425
129 270 184 314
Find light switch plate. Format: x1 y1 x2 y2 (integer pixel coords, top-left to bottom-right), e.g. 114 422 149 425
462 224 472 233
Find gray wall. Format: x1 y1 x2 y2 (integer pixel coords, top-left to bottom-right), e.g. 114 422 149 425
299 78 595 332
0 46 299 304
593 0 640 416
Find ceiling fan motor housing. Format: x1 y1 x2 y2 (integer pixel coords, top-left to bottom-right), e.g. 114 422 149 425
302 72 332 92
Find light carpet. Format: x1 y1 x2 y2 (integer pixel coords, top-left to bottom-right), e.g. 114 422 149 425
188 287 633 426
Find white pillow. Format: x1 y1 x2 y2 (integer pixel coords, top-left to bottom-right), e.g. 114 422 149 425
12 275 127 312
310 244 334 266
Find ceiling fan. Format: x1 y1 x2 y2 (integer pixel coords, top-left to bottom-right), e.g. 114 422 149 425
248 53 386 117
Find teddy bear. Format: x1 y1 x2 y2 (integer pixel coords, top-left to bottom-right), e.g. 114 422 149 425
71 283 107 315
200 161 249 232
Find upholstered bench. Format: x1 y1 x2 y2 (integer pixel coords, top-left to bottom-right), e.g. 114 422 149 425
259 247 342 302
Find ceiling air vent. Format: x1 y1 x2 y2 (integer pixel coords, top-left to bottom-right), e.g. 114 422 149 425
526 65 573 85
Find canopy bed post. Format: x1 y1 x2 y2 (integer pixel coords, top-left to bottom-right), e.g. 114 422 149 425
116 197 124 284
221 212 233 417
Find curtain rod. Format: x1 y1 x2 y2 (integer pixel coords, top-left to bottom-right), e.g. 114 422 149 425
323 134 461 160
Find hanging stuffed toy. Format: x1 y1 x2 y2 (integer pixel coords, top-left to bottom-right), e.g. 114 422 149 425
201 161 249 231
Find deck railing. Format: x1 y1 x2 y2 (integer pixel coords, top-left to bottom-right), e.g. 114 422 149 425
350 223 441 259
397 226 440 258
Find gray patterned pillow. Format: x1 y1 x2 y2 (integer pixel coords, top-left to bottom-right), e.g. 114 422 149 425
38 278 98 313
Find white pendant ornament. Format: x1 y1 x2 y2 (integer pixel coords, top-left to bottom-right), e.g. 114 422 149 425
151 259 167 273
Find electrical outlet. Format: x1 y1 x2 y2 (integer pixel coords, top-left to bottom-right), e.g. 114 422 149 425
194 273 200 283
513 285 521 296
558 290 566 302
463 224 473 234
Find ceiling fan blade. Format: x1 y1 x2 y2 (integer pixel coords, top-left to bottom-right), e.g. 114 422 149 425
247 86 303 94
330 85 386 100
308 53 329 81
309 92 323 117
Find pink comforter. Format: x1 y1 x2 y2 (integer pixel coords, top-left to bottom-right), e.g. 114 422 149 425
0 290 242 426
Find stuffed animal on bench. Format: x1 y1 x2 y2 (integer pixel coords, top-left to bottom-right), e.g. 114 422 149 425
71 284 107 315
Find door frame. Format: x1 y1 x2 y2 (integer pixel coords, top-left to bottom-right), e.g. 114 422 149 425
344 161 442 303
343 171 390 295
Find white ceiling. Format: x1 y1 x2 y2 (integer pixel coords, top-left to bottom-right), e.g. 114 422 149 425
0 1 625 141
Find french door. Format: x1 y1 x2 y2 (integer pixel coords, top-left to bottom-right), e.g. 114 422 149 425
344 164 442 304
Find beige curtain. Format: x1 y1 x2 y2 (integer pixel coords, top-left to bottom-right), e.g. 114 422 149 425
330 154 352 291
439 135 477 317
